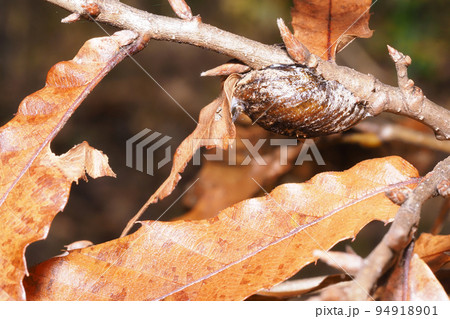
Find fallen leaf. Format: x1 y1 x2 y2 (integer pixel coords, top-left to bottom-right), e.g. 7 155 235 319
414 233 450 272
25 156 419 300
291 0 373 60
302 280 355 301
0 30 137 300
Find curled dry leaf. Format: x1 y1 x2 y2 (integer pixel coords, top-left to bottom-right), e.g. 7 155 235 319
1 142 115 301
25 156 419 300
0 30 137 300
121 76 239 236
414 233 450 272
176 126 302 221
291 0 373 60
379 251 448 301
277 18 311 65
406 255 448 300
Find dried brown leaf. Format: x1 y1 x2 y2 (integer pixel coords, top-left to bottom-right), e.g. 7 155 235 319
291 0 373 60
414 233 450 272
277 18 310 64
380 252 448 301
407 255 448 300
0 30 137 300
176 126 301 221
121 77 239 236
175 131 301 220
25 156 419 300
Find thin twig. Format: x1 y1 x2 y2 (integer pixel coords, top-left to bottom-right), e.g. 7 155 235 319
354 121 450 153
50 0 293 69
313 250 363 276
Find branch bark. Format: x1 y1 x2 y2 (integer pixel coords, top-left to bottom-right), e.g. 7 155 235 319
46 0 450 140
48 0 293 68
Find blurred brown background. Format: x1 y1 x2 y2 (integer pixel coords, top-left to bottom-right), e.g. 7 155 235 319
0 0 449 276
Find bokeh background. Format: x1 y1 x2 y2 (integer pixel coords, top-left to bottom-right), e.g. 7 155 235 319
0 0 449 282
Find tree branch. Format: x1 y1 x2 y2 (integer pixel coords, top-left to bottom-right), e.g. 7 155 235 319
46 0 450 140
48 0 293 68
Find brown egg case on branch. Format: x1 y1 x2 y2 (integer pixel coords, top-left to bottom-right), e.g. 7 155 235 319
231 64 369 139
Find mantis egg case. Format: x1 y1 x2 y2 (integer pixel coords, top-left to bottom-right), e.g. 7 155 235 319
231 64 368 138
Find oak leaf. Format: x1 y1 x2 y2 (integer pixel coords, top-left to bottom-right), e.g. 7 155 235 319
25 156 418 300
0 30 137 300
291 0 373 60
